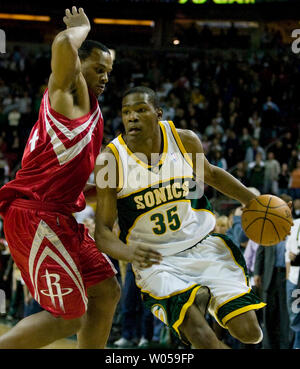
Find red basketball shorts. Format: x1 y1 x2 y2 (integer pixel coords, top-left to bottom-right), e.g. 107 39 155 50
3 200 117 319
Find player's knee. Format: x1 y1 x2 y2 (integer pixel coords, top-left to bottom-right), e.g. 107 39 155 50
232 323 263 344
88 277 121 307
105 277 121 304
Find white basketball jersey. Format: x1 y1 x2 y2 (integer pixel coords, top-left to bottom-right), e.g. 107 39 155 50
108 120 216 256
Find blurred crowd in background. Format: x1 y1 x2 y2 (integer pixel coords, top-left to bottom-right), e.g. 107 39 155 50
0 23 300 349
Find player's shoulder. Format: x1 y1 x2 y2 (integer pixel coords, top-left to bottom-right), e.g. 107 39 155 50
177 128 199 141
176 128 203 152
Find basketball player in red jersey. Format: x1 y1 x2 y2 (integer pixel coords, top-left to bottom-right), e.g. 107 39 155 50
0 7 161 349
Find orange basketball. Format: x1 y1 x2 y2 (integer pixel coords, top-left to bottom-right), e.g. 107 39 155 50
241 194 293 246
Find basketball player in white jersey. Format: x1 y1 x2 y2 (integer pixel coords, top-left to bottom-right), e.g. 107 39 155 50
94 87 266 349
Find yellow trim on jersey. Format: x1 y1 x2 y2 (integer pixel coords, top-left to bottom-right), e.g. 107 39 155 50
125 199 214 244
173 285 202 337
168 120 193 169
222 302 266 326
117 121 168 169
118 176 194 199
107 142 124 192
137 281 200 300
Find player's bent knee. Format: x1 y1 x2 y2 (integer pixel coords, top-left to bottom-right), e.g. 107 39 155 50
102 277 121 304
227 310 263 344
88 277 121 306
230 323 263 344
242 326 263 344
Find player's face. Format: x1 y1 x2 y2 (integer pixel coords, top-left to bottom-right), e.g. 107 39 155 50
81 48 113 97
122 93 162 139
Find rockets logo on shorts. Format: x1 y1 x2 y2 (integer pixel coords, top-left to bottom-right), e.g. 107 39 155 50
41 270 73 312
29 219 88 311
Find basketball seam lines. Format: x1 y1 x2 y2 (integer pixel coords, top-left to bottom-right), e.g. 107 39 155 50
259 196 272 245
242 209 292 225
268 218 281 241
254 197 286 209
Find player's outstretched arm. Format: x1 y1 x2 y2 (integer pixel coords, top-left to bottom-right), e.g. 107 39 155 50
50 6 90 91
178 129 256 206
94 148 162 269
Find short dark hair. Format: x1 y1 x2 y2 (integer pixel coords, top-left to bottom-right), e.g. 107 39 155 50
78 40 110 60
122 86 159 108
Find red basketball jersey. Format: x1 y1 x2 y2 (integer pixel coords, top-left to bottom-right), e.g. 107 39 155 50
0 89 103 215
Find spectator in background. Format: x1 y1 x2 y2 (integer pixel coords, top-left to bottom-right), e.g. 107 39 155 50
204 118 224 140
245 138 265 165
278 163 290 196
254 238 290 349
263 96 280 113
247 153 265 194
292 198 300 219
226 187 260 252
17 91 32 115
289 160 300 200
113 263 154 348
285 217 300 349
263 151 280 195
261 96 281 145
2 94 14 114
214 215 230 235
248 110 262 143
210 150 227 171
273 140 287 165
288 150 300 172
248 111 262 131
226 206 249 250
161 99 176 121
282 131 295 159
244 239 260 288
240 128 252 155
224 130 240 168
231 162 247 185
7 109 21 129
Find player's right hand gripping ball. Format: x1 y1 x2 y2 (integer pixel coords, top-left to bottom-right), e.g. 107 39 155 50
241 194 293 246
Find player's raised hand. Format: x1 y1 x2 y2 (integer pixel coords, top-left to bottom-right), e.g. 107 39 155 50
130 245 162 269
63 6 90 30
